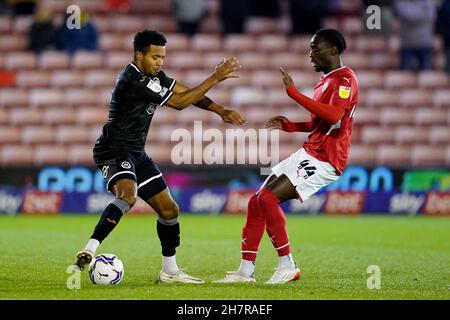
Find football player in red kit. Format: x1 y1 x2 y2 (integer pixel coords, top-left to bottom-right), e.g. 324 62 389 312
215 28 359 284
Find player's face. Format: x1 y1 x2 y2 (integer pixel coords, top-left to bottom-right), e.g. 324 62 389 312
309 35 333 73
142 45 165 76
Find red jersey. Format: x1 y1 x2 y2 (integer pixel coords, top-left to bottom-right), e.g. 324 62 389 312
302 66 358 175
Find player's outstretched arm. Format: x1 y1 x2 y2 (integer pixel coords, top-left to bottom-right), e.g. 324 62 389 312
169 82 246 125
279 67 345 125
265 116 313 132
165 57 241 109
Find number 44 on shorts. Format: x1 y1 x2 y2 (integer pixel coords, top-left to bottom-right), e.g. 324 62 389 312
296 160 317 179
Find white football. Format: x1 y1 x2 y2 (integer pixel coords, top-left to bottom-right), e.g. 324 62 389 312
88 253 124 285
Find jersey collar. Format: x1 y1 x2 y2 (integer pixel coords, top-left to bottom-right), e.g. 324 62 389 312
130 62 144 75
321 65 347 79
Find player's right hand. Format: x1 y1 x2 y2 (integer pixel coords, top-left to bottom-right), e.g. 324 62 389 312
213 57 241 81
265 116 289 130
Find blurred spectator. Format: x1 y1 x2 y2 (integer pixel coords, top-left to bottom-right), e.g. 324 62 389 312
288 0 329 35
58 11 98 55
27 6 57 54
219 0 249 34
102 0 131 13
394 0 436 71
436 0 450 75
7 0 36 16
249 0 281 18
172 0 206 36
363 0 393 39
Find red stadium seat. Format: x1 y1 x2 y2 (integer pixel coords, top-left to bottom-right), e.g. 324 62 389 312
21 126 55 144
384 71 416 89
41 107 76 125
417 71 449 88
165 34 190 52
224 35 257 53
361 126 395 144
64 89 99 105
354 36 387 52
191 34 222 52
394 126 429 144
99 33 124 51
433 89 450 107
0 89 29 107
67 144 95 165
290 36 313 53
355 71 384 89
105 52 131 69
411 145 445 166
379 107 414 125
246 17 280 35
414 107 447 125
76 107 108 125
256 35 289 52
72 51 104 69
0 15 11 33
398 89 433 107
340 17 363 35
4 52 37 70
50 71 83 88
365 90 399 107
0 35 27 51
38 51 70 69
8 108 42 125
272 53 309 70
12 16 32 34
111 16 145 33
231 87 265 107
33 145 68 165
343 53 373 69
0 145 34 165
15 71 50 88
429 126 450 144
354 108 380 124
0 127 21 144
168 52 204 70
55 125 93 144
29 89 64 107
83 70 117 87
235 53 269 70
348 144 376 166
376 144 411 166
199 16 221 34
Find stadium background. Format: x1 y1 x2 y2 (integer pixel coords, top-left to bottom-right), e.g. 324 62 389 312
0 0 449 217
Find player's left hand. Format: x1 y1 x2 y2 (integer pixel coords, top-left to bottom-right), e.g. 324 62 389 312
279 67 293 89
219 108 246 125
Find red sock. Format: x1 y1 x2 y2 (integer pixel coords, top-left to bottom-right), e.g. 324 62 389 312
257 188 291 257
241 194 266 261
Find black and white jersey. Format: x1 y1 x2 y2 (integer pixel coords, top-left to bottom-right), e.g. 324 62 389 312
94 62 176 158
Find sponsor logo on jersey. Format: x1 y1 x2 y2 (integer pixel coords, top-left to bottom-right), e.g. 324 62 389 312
102 165 109 178
322 82 329 92
147 79 162 93
121 161 131 169
338 85 350 99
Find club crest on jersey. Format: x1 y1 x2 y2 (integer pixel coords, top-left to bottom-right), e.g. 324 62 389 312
121 161 131 169
338 85 350 99
146 102 157 115
147 78 162 93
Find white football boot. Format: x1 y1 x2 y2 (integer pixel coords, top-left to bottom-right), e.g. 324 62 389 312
158 270 204 284
74 250 94 271
265 265 301 284
213 271 256 284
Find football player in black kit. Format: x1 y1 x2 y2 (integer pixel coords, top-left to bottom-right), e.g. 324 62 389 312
73 29 244 283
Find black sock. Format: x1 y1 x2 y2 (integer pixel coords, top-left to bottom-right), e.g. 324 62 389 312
157 219 180 257
91 199 129 243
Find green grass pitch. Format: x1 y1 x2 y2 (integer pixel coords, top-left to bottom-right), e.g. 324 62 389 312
0 214 449 300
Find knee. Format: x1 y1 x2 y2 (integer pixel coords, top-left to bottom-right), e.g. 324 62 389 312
157 201 179 220
117 192 136 209
256 188 279 207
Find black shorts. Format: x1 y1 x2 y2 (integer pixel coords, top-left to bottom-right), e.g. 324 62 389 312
94 150 167 200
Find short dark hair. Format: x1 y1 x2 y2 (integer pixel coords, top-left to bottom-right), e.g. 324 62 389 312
315 28 347 54
133 29 167 53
